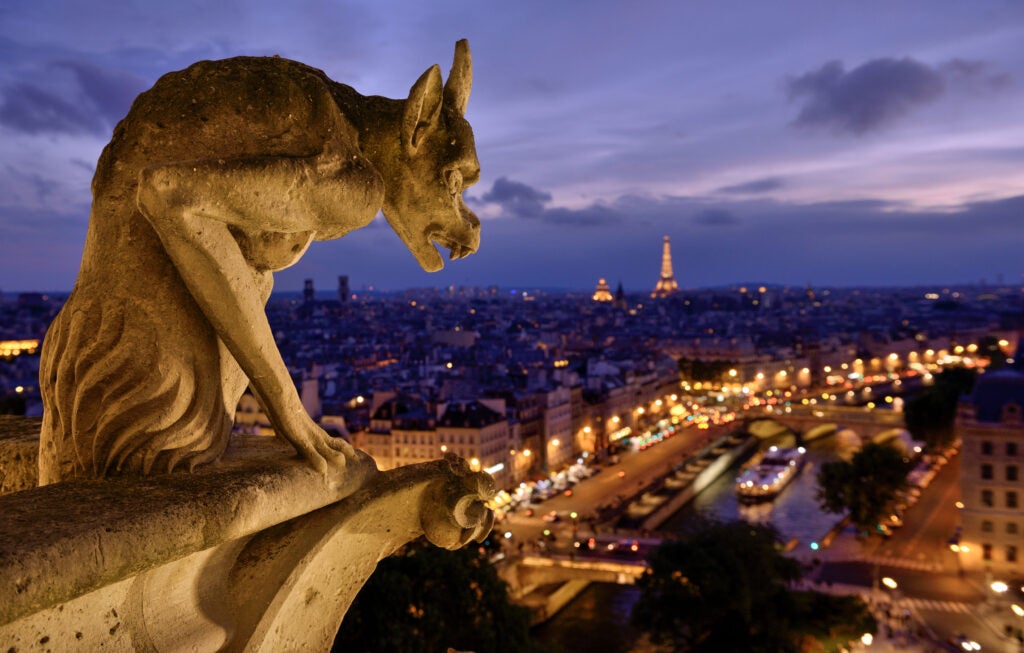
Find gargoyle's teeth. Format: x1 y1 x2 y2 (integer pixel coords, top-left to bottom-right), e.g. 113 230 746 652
449 246 459 261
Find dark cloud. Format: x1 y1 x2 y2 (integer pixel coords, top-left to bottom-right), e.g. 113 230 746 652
475 178 626 227
480 177 552 218
57 60 146 127
940 58 1013 92
543 204 623 227
0 60 145 135
0 81 104 134
692 208 740 226
715 177 785 194
1 164 63 205
787 57 944 135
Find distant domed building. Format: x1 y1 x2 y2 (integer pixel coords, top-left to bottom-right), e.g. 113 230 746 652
592 278 613 302
956 343 1024 575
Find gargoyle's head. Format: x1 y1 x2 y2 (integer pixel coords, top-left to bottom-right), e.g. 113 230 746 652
380 40 481 272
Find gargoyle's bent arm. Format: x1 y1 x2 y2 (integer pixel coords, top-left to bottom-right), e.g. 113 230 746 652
136 152 383 473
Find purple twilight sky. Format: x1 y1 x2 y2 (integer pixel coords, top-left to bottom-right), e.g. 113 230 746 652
1 1 1023 293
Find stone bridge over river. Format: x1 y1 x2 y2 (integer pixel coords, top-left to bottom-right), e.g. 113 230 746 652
746 405 911 448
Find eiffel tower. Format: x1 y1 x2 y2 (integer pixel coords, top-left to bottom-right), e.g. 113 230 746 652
651 235 680 298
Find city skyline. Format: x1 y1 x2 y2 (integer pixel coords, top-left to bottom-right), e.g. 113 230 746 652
2 1 1023 292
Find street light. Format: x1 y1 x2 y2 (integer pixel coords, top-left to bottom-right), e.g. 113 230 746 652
882 577 898 590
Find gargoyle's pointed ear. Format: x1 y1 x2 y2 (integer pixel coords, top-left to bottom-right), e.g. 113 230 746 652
403 64 443 154
444 39 472 116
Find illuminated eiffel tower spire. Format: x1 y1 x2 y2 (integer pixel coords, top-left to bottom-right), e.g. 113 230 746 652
651 235 680 298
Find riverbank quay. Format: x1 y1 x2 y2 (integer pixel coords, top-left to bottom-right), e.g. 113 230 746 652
604 429 758 532
508 428 762 624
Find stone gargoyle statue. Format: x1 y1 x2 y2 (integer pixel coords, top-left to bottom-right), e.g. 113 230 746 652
37 41 481 486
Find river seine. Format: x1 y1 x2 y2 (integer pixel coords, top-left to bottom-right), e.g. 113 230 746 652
533 437 844 653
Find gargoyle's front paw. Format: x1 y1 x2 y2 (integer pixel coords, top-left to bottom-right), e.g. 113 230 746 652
422 454 496 550
287 420 377 490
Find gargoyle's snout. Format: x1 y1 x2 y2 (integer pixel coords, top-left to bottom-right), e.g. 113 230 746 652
453 203 480 259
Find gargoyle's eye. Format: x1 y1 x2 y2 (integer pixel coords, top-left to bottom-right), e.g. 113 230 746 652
445 169 463 197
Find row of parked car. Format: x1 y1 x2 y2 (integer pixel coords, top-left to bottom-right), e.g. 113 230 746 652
877 443 958 537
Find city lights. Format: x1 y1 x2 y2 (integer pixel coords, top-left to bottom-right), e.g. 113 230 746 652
0 339 40 357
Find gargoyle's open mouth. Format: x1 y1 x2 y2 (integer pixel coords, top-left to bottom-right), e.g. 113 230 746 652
428 227 477 261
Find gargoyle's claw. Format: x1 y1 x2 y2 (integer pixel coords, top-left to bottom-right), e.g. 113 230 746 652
421 453 497 549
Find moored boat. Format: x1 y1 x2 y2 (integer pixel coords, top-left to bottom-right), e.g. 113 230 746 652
735 445 806 502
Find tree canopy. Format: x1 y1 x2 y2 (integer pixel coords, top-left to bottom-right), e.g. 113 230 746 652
631 517 875 651
677 357 736 383
631 518 802 652
333 538 544 653
816 442 911 532
904 366 976 449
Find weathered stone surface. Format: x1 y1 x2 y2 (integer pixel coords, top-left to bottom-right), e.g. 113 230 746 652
0 416 40 494
0 445 493 651
38 40 481 484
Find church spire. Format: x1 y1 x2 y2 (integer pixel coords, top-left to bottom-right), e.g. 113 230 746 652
651 235 680 298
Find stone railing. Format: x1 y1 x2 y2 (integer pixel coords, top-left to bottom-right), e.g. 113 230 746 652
0 423 493 651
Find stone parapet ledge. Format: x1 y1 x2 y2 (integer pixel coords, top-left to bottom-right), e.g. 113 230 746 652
0 436 494 652
0 416 41 494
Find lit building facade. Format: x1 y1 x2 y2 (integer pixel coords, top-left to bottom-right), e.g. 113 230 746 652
957 360 1024 576
437 399 511 489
